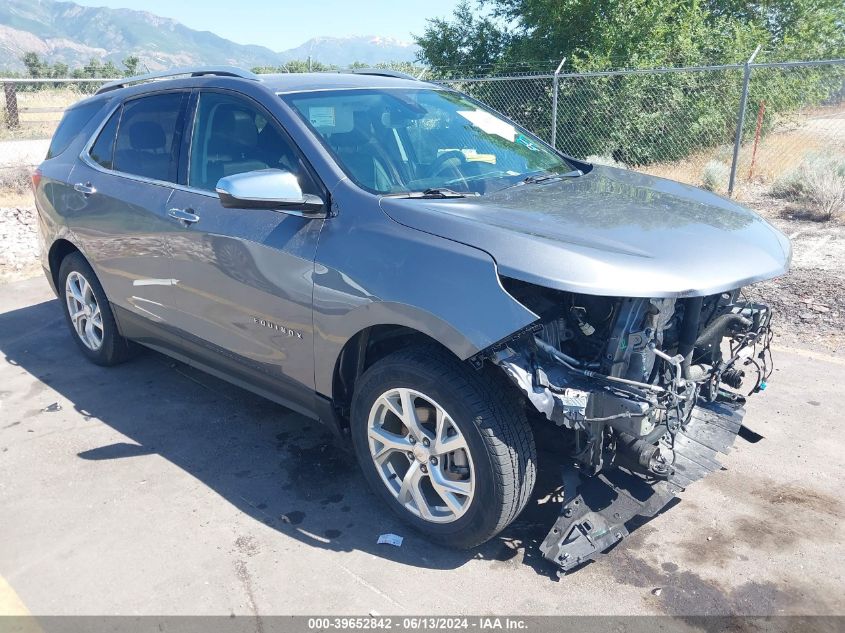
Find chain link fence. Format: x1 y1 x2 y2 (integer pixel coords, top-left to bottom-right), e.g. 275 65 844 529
439 59 845 197
1 62 844 198
0 79 108 142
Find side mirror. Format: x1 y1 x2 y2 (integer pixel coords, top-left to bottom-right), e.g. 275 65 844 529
215 169 326 216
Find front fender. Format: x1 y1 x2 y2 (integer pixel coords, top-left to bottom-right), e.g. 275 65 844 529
312 191 539 397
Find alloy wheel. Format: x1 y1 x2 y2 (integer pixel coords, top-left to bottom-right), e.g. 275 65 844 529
65 271 104 351
367 387 475 523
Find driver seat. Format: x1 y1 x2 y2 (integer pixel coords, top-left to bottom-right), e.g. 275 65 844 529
328 129 394 191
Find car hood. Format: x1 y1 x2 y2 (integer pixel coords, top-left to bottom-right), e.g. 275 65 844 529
378 165 791 298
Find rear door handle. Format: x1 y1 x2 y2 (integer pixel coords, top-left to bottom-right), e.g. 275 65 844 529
168 208 200 225
74 182 96 195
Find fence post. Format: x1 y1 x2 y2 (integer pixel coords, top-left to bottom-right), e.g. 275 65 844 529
3 82 19 129
550 57 566 149
728 45 761 196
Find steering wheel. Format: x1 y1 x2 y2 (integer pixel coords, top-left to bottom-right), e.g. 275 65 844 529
429 150 468 184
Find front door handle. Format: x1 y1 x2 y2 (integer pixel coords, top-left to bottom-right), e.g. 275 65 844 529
168 208 200 225
74 182 96 196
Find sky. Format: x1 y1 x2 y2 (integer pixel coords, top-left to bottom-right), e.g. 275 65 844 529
72 0 462 50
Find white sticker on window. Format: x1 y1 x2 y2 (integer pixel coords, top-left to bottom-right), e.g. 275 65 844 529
308 106 336 127
457 109 516 142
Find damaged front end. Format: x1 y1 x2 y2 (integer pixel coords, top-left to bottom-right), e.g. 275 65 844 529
487 279 774 572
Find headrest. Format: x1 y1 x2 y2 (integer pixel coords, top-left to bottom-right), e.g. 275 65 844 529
129 121 166 151
213 106 258 146
328 129 370 152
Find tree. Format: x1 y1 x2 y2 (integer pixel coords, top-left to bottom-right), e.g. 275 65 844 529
415 1 512 76
252 59 338 74
414 0 845 165
71 57 122 79
123 55 140 77
22 52 48 78
51 62 69 78
417 0 845 72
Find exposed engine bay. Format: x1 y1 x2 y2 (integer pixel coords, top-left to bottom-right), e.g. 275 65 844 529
485 278 774 572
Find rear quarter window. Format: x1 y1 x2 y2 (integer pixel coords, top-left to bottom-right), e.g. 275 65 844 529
89 107 121 170
46 100 105 159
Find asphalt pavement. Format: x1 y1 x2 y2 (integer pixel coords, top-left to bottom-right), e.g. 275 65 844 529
1 276 842 616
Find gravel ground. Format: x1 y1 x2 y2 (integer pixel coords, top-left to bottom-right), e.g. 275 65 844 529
0 206 40 284
743 185 845 353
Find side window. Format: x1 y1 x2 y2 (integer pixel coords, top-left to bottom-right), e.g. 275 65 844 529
47 100 104 159
113 92 186 183
89 107 121 170
188 91 315 193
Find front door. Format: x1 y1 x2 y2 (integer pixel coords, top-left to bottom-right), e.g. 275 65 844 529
164 90 324 412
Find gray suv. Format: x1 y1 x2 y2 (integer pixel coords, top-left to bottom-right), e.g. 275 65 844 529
34 66 790 572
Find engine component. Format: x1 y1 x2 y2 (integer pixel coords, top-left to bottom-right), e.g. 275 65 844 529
487 283 774 574
695 312 752 365
722 367 745 389
616 431 667 474
678 296 704 379
570 306 596 336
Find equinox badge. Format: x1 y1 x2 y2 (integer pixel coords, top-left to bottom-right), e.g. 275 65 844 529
252 316 302 339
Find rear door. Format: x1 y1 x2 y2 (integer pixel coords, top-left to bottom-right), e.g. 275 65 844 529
163 89 325 411
69 90 189 325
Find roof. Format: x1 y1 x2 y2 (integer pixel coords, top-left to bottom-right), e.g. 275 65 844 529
259 72 431 93
94 66 432 98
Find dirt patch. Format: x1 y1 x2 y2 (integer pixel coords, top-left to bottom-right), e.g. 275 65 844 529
672 475 844 570
609 552 791 615
755 483 842 516
234 534 260 557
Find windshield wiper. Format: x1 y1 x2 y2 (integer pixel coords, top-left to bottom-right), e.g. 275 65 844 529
494 169 584 193
389 188 479 199
522 169 584 184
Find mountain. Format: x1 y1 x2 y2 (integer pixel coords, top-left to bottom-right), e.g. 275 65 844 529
0 0 419 73
279 36 418 67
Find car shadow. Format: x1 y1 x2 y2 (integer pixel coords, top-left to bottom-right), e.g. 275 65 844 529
0 297 648 579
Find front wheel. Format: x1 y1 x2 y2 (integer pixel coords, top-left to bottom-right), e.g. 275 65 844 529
350 346 536 549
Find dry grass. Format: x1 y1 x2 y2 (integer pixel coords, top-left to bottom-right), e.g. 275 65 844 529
0 87 87 141
0 164 33 194
0 161 35 207
637 102 845 198
639 144 733 188
0 190 35 207
771 153 845 221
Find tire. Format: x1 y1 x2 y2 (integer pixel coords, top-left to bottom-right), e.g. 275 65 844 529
350 346 536 549
58 251 134 366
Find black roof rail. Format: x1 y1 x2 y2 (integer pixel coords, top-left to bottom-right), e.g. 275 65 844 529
346 68 419 81
95 66 260 95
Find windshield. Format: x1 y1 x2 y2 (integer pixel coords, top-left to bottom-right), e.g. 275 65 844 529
282 88 574 195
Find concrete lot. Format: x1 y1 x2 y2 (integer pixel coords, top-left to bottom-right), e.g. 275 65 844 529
0 276 843 616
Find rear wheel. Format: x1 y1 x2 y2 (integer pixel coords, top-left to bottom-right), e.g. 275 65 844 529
59 252 134 366
350 346 536 549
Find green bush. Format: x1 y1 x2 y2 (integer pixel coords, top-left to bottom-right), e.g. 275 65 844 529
772 153 845 220
702 160 730 192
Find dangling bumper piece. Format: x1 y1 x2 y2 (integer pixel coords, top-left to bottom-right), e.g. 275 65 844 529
540 398 746 572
